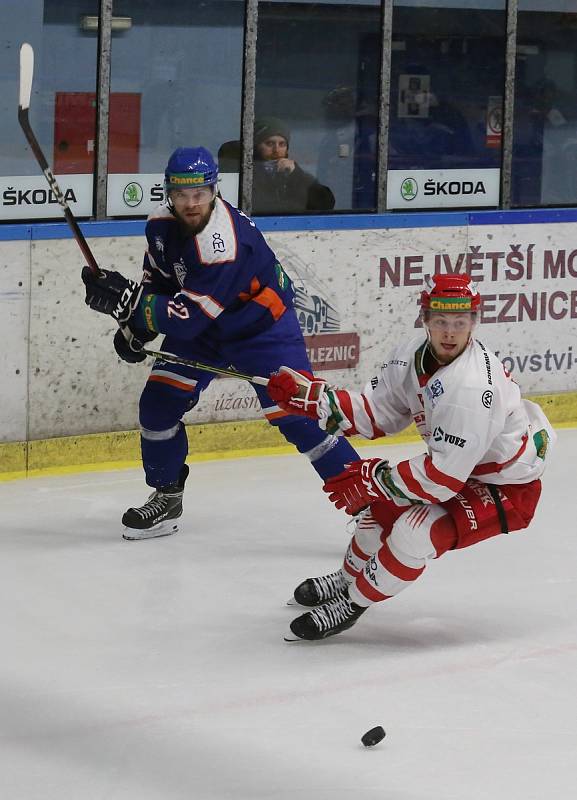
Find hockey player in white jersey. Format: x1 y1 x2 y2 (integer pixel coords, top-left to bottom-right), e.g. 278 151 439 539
267 273 556 641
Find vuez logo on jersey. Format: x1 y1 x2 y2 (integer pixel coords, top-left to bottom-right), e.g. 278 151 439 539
433 426 466 448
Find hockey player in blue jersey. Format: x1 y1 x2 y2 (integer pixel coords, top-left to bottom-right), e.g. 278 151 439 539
82 146 360 540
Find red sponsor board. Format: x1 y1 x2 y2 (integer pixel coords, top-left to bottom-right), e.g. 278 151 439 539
305 332 360 371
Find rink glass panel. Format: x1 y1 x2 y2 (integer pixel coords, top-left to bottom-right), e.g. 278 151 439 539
512 2 577 208
254 0 382 214
0 0 98 221
107 0 245 211
389 1 506 180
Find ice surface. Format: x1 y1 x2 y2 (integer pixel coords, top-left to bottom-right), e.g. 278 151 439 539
0 431 576 800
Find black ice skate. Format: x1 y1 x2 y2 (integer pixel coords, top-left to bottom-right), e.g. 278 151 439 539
285 589 367 641
292 569 349 607
122 465 189 541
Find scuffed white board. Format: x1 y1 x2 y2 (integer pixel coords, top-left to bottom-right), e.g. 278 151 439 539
0 240 29 442
23 220 577 442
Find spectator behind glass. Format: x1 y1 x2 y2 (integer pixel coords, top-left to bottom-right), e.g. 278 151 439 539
252 117 335 214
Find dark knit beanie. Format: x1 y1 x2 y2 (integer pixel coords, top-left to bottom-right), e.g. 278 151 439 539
254 117 291 147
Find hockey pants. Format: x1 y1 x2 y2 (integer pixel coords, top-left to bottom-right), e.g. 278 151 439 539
137 311 359 488
342 478 542 606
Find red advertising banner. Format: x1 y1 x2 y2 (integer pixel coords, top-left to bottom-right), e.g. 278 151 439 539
305 332 360 371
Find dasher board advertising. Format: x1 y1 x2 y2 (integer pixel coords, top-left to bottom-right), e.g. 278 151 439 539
0 174 92 220
106 173 240 216
387 169 500 209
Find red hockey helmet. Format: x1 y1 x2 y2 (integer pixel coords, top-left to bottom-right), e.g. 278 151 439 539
420 273 480 313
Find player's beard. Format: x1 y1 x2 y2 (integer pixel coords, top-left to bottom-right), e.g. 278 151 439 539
175 200 215 236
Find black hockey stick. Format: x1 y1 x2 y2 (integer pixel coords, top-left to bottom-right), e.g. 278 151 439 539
18 42 101 276
142 349 269 386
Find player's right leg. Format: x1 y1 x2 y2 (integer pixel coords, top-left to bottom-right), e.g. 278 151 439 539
122 347 213 540
286 503 453 641
291 502 408 607
287 478 543 640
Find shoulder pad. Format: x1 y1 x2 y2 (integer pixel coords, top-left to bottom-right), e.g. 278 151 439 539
194 198 239 265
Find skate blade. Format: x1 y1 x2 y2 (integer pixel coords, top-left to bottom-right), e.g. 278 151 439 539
283 624 305 642
286 596 298 606
122 520 179 540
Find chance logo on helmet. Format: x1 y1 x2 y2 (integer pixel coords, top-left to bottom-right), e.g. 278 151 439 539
164 146 219 196
421 273 481 313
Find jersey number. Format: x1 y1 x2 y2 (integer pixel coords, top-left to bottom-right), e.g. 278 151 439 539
167 300 190 320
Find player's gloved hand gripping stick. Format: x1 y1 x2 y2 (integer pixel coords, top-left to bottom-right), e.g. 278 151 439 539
18 42 269 389
267 367 329 417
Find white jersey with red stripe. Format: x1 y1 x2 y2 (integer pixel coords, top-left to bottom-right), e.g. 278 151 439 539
329 335 555 504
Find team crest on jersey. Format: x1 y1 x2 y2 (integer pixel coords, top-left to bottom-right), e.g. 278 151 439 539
173 259 187 286
275 261 291 291
533 429 549 460
194 200 237 264
212 232 225 253
425 378 444 406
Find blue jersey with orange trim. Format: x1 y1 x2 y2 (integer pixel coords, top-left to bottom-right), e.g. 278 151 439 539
131 198 294 341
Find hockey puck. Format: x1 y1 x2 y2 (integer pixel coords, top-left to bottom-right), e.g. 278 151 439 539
361 726 386 747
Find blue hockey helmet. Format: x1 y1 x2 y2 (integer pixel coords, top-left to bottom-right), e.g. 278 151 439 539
164 147 219 194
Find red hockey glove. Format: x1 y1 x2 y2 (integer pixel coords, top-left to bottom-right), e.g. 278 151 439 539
323 458 391 515
267 366 328 419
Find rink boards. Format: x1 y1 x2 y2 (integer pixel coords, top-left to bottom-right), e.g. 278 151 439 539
1 208 576 478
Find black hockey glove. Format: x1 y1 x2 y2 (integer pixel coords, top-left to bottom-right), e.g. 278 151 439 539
82 266 143 324
113 323 157 364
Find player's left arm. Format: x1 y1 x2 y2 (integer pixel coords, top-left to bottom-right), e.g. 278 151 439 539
83 255 251 341
323 390 497 515
268 364 411 438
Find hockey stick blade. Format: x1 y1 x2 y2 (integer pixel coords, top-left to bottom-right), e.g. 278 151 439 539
142 348 269 386
19 43 33 110
18 43 101 276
